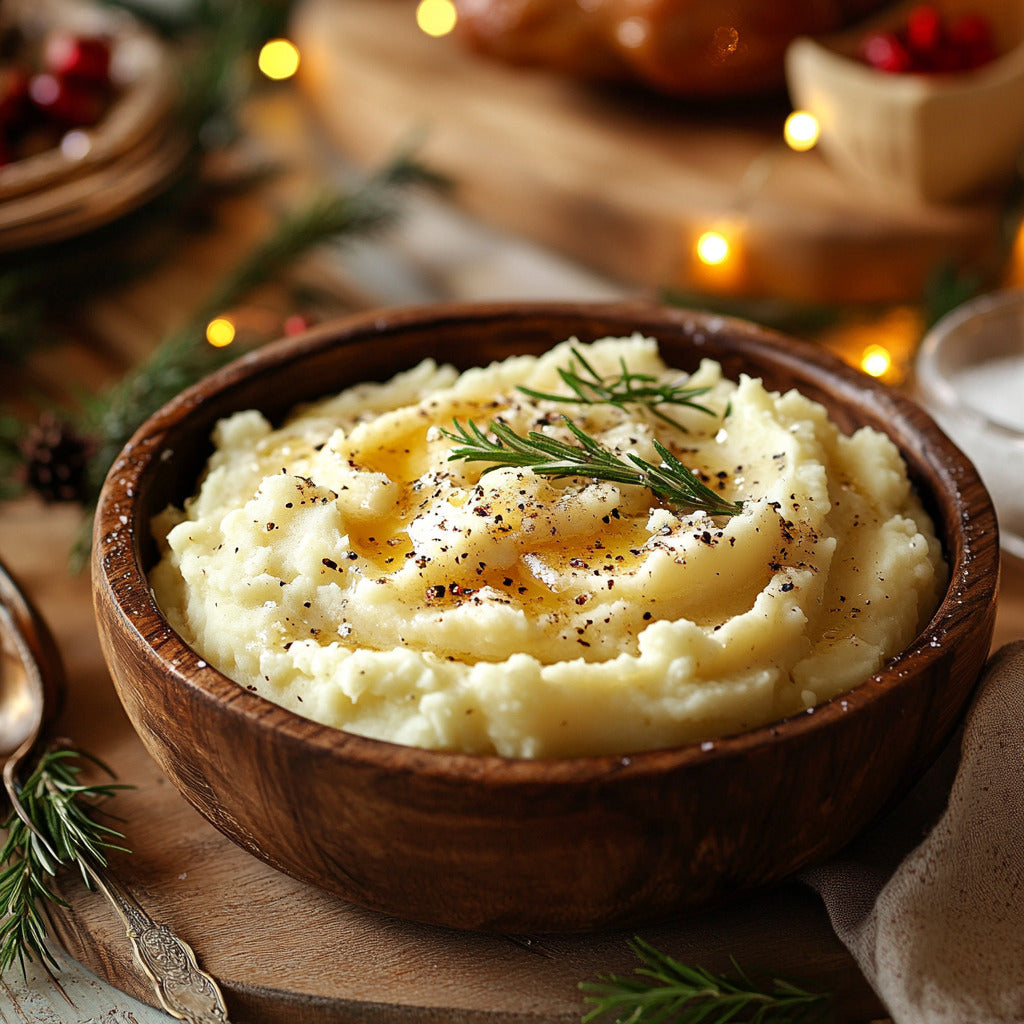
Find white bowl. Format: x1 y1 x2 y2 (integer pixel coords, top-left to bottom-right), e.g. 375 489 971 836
786 4 1024 203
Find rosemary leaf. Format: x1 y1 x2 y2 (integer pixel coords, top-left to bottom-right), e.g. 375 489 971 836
0 746 130 976
580 937 832 1024
516 347 715 431
442 415 743 518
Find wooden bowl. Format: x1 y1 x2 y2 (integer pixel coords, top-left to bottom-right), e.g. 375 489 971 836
92 301 999 933
786 2 1024 203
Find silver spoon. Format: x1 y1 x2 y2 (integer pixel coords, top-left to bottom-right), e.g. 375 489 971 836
0 557 230 1024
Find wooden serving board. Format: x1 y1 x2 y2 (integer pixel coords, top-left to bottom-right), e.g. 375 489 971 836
291 0 1011 305
3 497 1022 1023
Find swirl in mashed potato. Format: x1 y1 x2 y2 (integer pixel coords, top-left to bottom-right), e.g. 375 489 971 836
149 336 946 757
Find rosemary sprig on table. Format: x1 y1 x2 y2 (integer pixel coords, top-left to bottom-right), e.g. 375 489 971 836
0 746 129 976
517 346 715 431
442 415 743 517
580 937 831 1024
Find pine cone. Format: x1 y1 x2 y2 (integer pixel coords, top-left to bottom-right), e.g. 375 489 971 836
18 412 95 504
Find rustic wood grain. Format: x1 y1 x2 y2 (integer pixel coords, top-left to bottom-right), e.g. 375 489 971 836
92 302 998 944
291 0 1011 305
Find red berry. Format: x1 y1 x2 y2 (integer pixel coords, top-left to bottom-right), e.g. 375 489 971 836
43 33 111 83
862 31 912 72
906 4 942 55
283 314 310 336
29 73 105 127
949 13 996 68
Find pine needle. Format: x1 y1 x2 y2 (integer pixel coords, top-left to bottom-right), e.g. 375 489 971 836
442 415 743 518
580 937 832 1024
0 746 130 976
516 346 716 431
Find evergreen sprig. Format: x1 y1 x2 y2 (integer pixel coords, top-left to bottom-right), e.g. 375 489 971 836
52 149 446 563
442 415 743 517
517 346 715 431
580 937 831 1024
0 746 130 976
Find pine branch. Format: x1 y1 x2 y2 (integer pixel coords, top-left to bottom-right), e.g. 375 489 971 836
0 746 130 976
79 150 447 514
442 415 743 517
580 937 832 1024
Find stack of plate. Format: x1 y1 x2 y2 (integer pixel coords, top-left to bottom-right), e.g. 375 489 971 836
0 0 187 252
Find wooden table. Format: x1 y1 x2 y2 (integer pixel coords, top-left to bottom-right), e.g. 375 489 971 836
2 83 1022 1024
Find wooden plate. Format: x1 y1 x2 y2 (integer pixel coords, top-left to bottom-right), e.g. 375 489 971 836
0 0 186 250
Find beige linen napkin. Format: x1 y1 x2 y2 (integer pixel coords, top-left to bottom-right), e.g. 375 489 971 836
803 641 1024 1024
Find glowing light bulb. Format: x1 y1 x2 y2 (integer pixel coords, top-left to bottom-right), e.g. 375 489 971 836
696 230 730 266
258 39 301 81
416 0 458 37
206 317 236 348
861 344 892 378
784 111 820 152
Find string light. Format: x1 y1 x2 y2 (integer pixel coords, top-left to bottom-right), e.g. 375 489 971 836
258 39 301 81
206 317 236 348
783 111 820 152
416 0 458 37
695 230 731 266
861 344 893 378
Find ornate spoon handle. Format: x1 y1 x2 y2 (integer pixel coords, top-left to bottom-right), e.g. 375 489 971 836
83 865 230 1024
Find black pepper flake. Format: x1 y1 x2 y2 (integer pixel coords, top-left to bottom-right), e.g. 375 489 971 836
347 552 359 560
781 582 795 592
322 557 339 571
642 611 652 620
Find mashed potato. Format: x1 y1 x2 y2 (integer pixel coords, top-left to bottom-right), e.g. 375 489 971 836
150 336 946 757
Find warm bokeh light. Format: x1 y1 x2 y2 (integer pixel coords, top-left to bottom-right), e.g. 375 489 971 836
784 111 820 152
695 230 731 266
258 38 301 81
860 343 893 378
416 0 458 37
206 317 236 348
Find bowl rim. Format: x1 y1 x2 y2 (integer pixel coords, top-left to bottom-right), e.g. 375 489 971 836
93 299 999 785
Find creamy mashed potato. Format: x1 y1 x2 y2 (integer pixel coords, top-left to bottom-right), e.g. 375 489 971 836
150 336 946 757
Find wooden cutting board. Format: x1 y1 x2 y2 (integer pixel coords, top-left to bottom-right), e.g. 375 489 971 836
291 0 1011 306
3 496 1022 1023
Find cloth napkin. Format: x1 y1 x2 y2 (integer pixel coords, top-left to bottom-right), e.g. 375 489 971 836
802 641 1024 1024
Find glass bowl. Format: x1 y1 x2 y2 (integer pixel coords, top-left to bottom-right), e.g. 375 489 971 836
917 288 1024 559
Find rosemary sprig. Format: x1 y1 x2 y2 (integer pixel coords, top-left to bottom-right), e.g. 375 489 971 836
517 346 715 430
580 937 832 1024
0 746 130 976
442 415 743 517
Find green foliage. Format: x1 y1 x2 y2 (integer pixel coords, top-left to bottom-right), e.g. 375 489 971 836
580 937 832 1024
517 346 715 431
0 747 130 976
443 414 743 517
